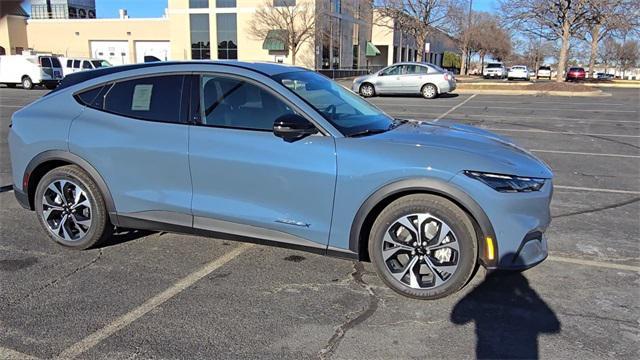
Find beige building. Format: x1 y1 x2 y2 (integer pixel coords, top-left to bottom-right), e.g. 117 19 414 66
1 2 457 71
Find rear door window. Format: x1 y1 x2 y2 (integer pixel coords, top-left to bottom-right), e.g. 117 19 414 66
40 57 52 68
103 75 185 123
82 61 93 69
73 60 81 68
75 84 112 109
66 59 72 67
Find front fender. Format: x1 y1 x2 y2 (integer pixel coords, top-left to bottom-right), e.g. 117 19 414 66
347 178 498 268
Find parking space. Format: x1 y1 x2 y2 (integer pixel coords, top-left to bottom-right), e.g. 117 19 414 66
1 87 639 359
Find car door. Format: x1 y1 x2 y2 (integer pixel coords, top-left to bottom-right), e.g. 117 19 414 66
188 72 337 249
374 65 403 93
68 73 193 226
400 64 429 93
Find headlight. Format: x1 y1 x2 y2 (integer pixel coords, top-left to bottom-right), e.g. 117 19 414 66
464 171 546 193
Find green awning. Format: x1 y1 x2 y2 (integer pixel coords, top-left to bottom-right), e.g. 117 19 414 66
262 30 288 51
366 42 381 57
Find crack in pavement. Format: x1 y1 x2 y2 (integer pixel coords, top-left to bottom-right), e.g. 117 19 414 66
1 249 104 310
317 262 379 360
553 197 640 218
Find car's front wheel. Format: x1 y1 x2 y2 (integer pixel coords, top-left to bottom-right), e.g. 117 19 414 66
368 194 477 299
34 165 112 249
359 83 375 97
22 76 33 90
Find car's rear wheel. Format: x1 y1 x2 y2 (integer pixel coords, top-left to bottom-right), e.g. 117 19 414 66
421 84 438 99
368 194 477 299
34 165 112 249
360 83 375 97
22 76 33 90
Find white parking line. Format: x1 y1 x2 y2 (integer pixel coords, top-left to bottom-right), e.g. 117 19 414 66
554 185 640 195
0 347 40 360
531 149 640 158
433 94 477 121
0 104 25 108
377 103 638 113
548 256 640 272
58 243 252 359
487 128 640 138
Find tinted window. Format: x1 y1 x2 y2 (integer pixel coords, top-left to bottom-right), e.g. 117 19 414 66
104 75 185 123
76 84 112 109
487 63 502 68
73 60 80 68
51 57 61 67
91 60 111 68
404 65 428 74
66 59 72 67
216 0 236 7
82 61 92 69
190 14 210 59
216 13 237 60
189 0 209 7
382 66 401 76
40 57 52 68
200 75 294 131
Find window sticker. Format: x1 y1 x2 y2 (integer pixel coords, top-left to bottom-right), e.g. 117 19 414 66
131 84 153 111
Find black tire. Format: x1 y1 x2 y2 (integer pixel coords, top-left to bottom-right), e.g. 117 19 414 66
421 84 438 99
368 194 478 300
34 165 112 249
45 84 57 90
359 83 376 97
21 76 33 90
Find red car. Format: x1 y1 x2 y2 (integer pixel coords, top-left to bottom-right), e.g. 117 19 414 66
566 67 586 81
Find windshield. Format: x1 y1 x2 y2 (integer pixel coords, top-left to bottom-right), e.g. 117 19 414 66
487 63 502 68
91 60 111 68
272 71 395 137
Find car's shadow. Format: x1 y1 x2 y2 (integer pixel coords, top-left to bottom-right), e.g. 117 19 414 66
451 268 561 359
375 93 460 99
97 227 156 248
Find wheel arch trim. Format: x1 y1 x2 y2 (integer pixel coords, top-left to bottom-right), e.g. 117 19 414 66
348 178 497 267
23 150 119 225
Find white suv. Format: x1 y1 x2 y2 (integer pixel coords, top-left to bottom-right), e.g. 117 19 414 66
483 62 506 79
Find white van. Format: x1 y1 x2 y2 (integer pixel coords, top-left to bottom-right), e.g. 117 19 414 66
62 58 112 76
0 54 63 89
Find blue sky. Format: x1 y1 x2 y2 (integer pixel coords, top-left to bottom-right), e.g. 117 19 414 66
22 0 497 19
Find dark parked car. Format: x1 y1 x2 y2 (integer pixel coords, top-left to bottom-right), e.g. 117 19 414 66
565 67 586 81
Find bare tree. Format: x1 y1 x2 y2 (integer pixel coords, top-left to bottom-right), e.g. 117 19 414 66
582 0 640 78
599 36 618 74
618 40 639 78
500 0 591 82
375 0 449 61
469 13 511 68
248 0 316 65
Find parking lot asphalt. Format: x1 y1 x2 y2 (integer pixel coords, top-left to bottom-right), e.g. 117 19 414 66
1 86 639 359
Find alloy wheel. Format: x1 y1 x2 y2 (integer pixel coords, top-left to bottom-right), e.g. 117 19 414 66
381 213 459 289
41 179 92 241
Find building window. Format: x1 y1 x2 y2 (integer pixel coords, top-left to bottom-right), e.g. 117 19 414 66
190 0 209 8
352 23 359 69
330 0 341 13
332 18 341 69
216 0 236 7
190 14 211 59
216 13 237 59
274 0 296 6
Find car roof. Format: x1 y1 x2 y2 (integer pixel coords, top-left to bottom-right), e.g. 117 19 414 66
52 60 307 93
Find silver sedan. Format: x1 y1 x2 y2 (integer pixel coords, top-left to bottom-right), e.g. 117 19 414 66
352 62 456 99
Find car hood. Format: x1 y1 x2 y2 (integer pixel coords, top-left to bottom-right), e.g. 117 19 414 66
370 120 553 178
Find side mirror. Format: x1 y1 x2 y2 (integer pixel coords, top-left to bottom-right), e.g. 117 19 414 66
273 113 318 142
378 71 384 76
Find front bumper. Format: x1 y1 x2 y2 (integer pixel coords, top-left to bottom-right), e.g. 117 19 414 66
449 173 553 271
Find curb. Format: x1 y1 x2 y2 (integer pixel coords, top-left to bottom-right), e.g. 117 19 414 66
453 88 610 97
583 83 640 89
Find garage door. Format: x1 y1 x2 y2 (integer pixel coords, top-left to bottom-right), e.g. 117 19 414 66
135 41 170 63
90 41 129 66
